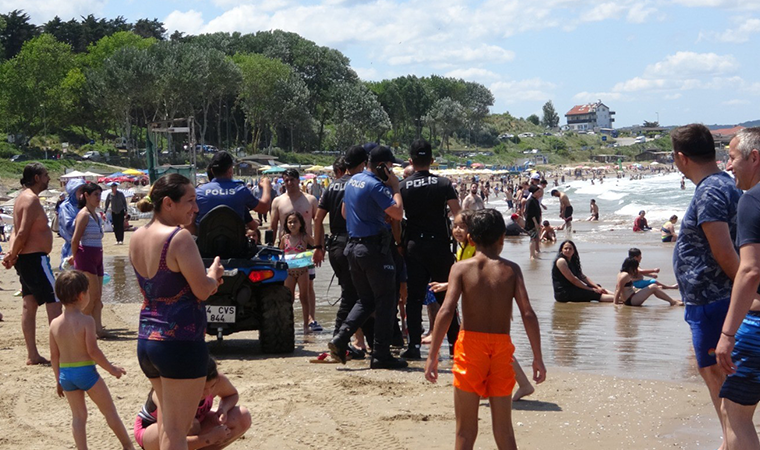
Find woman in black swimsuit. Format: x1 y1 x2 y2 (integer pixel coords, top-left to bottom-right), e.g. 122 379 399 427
552 240 615 303
613 257 682 306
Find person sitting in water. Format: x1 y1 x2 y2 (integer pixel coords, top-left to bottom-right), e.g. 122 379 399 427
134 358 252 450
633 210 652 232
614 257 682 306
587 199 599 221
540 220 556 242
661 215 678 242
552 240 614 303
504 213 527 236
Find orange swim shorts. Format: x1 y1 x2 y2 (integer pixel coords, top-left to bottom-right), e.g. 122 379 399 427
452 330 515 398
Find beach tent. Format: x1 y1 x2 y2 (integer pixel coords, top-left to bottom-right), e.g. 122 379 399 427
60 170 88 179
306 165 325 172
263 166 286 174
123 168 144 176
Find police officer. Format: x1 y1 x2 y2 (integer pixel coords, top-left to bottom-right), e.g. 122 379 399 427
400 139 461 359
313 152 371 358
195 151 271 229
328 145 407 369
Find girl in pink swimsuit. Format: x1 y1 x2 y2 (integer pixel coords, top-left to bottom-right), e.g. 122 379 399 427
279 211 316 333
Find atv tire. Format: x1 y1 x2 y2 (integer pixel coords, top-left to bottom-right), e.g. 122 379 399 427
258 284 295 354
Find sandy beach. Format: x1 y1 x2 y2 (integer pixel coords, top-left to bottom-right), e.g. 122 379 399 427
0 213 741 450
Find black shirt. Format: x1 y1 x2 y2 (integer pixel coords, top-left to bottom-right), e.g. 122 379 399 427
525 197 541 231
505 221 525 236
317 174 350 235
400 170 458 239
736 182 760 295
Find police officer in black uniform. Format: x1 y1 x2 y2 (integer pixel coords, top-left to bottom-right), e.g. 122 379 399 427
313 152 371 358
328 145 407 369
400 139 462 359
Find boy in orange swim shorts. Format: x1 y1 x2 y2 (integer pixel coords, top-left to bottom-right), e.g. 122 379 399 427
425 209 546 450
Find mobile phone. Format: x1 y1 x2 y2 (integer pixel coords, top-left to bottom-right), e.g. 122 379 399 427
376 164 389 181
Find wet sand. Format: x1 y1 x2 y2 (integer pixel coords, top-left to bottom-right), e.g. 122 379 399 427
0 217 744 449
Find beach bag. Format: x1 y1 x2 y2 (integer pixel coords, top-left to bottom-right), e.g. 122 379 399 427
51 214 59 233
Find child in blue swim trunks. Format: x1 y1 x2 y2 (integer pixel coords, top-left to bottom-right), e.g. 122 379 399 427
50 270 134 450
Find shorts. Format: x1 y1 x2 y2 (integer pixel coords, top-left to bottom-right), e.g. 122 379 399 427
720 311 760 405
527 228 539 240
74 245 104 276
309 266 316 280
134 416 149 449
685 298 730 368
15 253 58 305
137 339 209 379
59 361 100 391
453 330 516 398
563 206 574 222
591 213 599 220
287 267 308 278
555 285 602 303
662 235 674 242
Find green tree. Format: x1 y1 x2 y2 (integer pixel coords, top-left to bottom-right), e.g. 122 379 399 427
84 31 156 68
233 52 291 150
0 10 39 60
132 19 166 40
427 97 464 151
527 114 540 126
643 120 659 128
541 100 559 128
0 34 76 142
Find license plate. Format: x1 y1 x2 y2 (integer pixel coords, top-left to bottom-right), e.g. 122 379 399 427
206 305 236 323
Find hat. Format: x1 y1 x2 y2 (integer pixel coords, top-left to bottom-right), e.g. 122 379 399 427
369 146 404 165
345 145 368 168
209 151 234 173
410 140 432 160
510 213 519 220
108 182 119 187
530 173 541 180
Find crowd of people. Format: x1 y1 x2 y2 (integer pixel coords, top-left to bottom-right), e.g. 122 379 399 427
5 125 760 449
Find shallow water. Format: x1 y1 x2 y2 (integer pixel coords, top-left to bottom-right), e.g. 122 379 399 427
103 172 703 383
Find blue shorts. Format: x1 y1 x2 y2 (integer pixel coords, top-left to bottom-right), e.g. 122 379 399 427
685 298 730 368
137 339 209 380
59 362 100 392
720 311 760 405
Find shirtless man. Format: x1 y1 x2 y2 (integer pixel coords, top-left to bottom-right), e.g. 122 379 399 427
270 168 321 331
3 163 62 365
587 199 599 221
462 183 485 211
551 189 573 232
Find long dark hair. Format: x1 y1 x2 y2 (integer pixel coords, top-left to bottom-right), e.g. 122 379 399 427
78 183 102 209
620 257 639 276
556 240 583 275
284 211 307 236
136 173 192 213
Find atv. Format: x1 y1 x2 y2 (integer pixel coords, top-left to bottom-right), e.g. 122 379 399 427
197 205 294 353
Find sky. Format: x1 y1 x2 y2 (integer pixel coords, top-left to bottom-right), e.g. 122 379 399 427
7 0 760 127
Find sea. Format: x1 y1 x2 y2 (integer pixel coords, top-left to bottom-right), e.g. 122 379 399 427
102 170 708 383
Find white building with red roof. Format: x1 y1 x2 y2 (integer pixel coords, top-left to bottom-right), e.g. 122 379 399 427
565 100 615 131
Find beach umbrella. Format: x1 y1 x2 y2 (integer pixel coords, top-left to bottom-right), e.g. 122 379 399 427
123 168 143 176
303 174 316 179
650 161 660 165
306 165 325 172
263 166 286 174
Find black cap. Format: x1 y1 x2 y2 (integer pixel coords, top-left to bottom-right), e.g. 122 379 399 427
345 145 368 168
369 146 404 165
209 151 234 175
410 139 432 160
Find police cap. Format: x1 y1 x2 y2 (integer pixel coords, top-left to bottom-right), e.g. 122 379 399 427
369 146 404 165
345 145 368 169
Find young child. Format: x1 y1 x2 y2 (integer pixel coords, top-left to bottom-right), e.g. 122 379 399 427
540 220 556 242
426 209 546 450
134 358 252 450
49 270 134 450
627 247 676 288
279 211 317 333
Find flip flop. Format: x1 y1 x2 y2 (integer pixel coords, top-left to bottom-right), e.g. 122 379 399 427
309 352 339 364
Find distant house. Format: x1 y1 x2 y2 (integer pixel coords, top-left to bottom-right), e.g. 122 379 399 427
711 125 745 148
565 101 615 131
635 150 672 163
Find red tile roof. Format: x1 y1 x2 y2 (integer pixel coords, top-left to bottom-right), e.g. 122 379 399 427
566 103 598 116
710 126 745 136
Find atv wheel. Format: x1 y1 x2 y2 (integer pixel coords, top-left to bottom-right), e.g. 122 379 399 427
258 285 295 353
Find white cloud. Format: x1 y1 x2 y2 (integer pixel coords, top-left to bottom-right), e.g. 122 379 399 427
699 17 760 43
722 99 750 106
645 52 739 78
581 3 628 22
1 0 106 22
164 10 205 35
353 67 379 80
671 0 760 10
490 78 557 103
627 3 659 23
665 93 683 100
444 68 501 81
572 91 625 102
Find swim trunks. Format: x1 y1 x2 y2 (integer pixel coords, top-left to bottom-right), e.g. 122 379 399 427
15 252 58 305
662 235 674 242
563 205 574 222
74 245 104 276
632 279 657 289
591 213 599 220
685 298 730 368
720 311 760 405
453 330 515 398
59 361 100 391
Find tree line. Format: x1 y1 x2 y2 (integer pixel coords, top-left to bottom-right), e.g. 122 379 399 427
0 10 497 155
